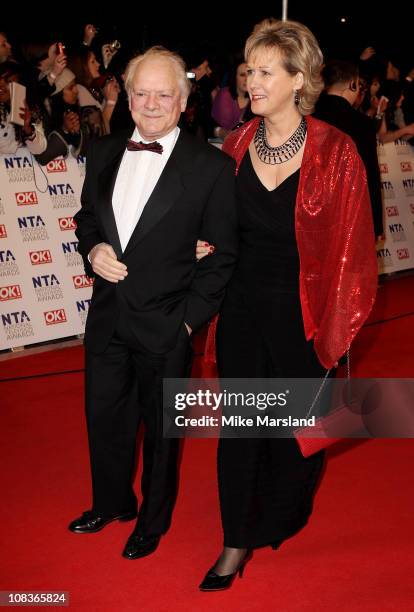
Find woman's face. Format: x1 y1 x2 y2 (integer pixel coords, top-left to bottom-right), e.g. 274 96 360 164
63 80 78 105
246 48 302 118
0 72 18 103
236 63 248 95
87 52 100 79
370 78 380 98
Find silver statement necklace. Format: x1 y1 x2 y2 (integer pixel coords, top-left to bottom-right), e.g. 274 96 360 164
254 117 307 164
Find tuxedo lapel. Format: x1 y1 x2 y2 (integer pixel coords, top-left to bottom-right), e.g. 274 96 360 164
122 130 193 258
97 134 129 259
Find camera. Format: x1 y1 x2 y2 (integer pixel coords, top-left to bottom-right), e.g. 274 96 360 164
110 40 121 51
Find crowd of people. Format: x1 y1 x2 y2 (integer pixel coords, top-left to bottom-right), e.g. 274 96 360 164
1 25 413 178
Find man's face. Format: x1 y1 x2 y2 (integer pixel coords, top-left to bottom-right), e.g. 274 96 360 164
129 57 187 141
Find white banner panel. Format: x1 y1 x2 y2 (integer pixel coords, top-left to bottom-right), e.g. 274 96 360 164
377 139 414 273
0 150 92 350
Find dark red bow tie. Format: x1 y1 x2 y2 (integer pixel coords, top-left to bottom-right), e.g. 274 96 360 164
126 139 163 154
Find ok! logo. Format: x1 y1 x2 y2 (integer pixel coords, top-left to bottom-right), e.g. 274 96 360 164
15 192 38 206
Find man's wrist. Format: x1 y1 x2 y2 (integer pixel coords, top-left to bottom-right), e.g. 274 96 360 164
88 242 106 262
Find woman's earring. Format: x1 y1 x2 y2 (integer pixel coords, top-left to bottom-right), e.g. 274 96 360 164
294 90 300 105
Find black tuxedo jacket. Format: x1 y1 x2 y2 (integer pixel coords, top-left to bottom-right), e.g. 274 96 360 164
74 128 238 354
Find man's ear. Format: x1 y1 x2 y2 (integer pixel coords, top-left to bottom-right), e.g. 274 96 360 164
349 80 358 92
180 97 187 112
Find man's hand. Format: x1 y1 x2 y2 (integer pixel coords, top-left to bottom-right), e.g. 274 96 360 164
89 243 128 282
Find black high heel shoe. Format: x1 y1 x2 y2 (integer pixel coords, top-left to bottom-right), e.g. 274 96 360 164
199 551 253 591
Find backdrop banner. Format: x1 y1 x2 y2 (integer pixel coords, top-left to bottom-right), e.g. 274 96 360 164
0 150 92 350
377 139 414 273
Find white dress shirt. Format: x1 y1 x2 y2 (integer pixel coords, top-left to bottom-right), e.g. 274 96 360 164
112 126 180 251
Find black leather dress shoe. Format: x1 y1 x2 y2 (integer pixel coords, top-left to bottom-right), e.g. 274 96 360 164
68 510 137 534
122 533 160 559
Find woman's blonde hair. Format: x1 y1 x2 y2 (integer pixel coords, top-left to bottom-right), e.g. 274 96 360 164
124 46 192 99
245 18 323 115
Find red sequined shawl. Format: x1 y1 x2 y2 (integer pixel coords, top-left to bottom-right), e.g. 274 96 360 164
205 115 377 369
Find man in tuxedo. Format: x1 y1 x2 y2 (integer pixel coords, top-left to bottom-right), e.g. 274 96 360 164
69 47 237 559
314 59 383 238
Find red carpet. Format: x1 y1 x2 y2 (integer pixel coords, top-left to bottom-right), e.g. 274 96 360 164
1 275 414 611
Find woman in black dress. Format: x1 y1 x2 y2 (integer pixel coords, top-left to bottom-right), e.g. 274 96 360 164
197 18 377 591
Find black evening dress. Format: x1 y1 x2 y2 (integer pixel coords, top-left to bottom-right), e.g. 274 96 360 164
216 150 327 549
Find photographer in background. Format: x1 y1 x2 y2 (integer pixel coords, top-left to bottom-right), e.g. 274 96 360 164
314 59 383 238
67 46 119 133
36 68 101 165
20 40 68 112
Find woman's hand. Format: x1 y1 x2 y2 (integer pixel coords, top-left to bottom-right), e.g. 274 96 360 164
20 101 34 136
360 46 376 61
51 50 67 77
196 239 215 261
83 24 98 46
103 78 120 104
